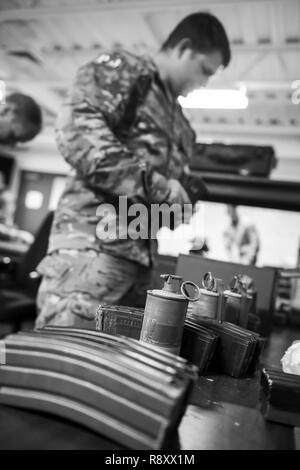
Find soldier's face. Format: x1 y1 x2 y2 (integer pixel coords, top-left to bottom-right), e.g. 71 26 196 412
173 48 223 97
0 103 33 146
0 103 26 145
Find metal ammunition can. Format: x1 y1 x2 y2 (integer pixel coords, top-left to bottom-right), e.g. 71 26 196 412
223 290 252 328
140 274 200 355
187 288 219 320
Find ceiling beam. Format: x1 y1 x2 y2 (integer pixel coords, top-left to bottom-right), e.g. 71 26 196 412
16 43 298 63
231 44 300 52
193 123 300 137
0 0 291 21
6 81 67 90
38 42 300 55
235 81 295 90
7 79 295 92
237 51 268 80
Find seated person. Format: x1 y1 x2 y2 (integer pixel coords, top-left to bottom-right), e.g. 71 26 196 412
0 92 42 246
0 174 33 246
0 92 42 146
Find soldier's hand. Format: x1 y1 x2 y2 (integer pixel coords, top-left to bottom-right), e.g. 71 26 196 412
168 179 191 205
166 179 192 226
166 179 191 206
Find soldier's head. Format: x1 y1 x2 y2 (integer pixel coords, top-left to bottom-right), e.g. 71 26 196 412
0 93 42 146
159 13 231 96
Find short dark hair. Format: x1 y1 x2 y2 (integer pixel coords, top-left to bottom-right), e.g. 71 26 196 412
7 92 42 141
161 12 231 67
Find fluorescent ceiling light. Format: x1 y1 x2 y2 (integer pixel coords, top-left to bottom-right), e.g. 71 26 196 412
178 87 249 109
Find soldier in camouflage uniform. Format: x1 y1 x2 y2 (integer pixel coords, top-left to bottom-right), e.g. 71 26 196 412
35 13 231 329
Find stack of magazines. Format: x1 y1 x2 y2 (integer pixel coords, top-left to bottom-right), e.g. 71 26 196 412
0 327 197 449
96 304 144 340
96 304 219 374
186 316 265 378
96 305 265 378
180 319 219 374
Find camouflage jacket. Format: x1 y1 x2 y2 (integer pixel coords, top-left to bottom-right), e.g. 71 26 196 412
49 50 196 266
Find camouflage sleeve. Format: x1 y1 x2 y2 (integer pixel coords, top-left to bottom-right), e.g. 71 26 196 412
176 118 206 202
55 52 171 204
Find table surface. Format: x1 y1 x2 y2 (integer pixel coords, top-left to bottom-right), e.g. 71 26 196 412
0 326 299 450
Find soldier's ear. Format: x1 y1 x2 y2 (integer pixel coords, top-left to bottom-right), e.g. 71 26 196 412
177 38 193 58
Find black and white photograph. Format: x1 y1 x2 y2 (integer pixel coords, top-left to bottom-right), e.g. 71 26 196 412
0 0 299 453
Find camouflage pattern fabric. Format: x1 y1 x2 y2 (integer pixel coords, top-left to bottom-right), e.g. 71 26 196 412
36 250 152 329
36 49 196 327
49 49 196 267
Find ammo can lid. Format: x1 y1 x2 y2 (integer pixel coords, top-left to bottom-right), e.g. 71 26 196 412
147 289 187 301
224 290 252 299
147 274 200 301
199 288 219 297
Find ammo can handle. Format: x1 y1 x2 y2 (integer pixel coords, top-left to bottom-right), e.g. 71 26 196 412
202 271 217 291
181 281 201 302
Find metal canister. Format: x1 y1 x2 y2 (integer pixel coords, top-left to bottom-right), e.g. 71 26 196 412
239 274 257 315
187 272 220 321
223 276 253 328
140 274 200 354
188 289 219 320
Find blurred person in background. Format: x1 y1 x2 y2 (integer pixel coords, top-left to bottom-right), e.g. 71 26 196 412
224 204 260 265
0 92 42 147
0 172 33 246
0 92 42 245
